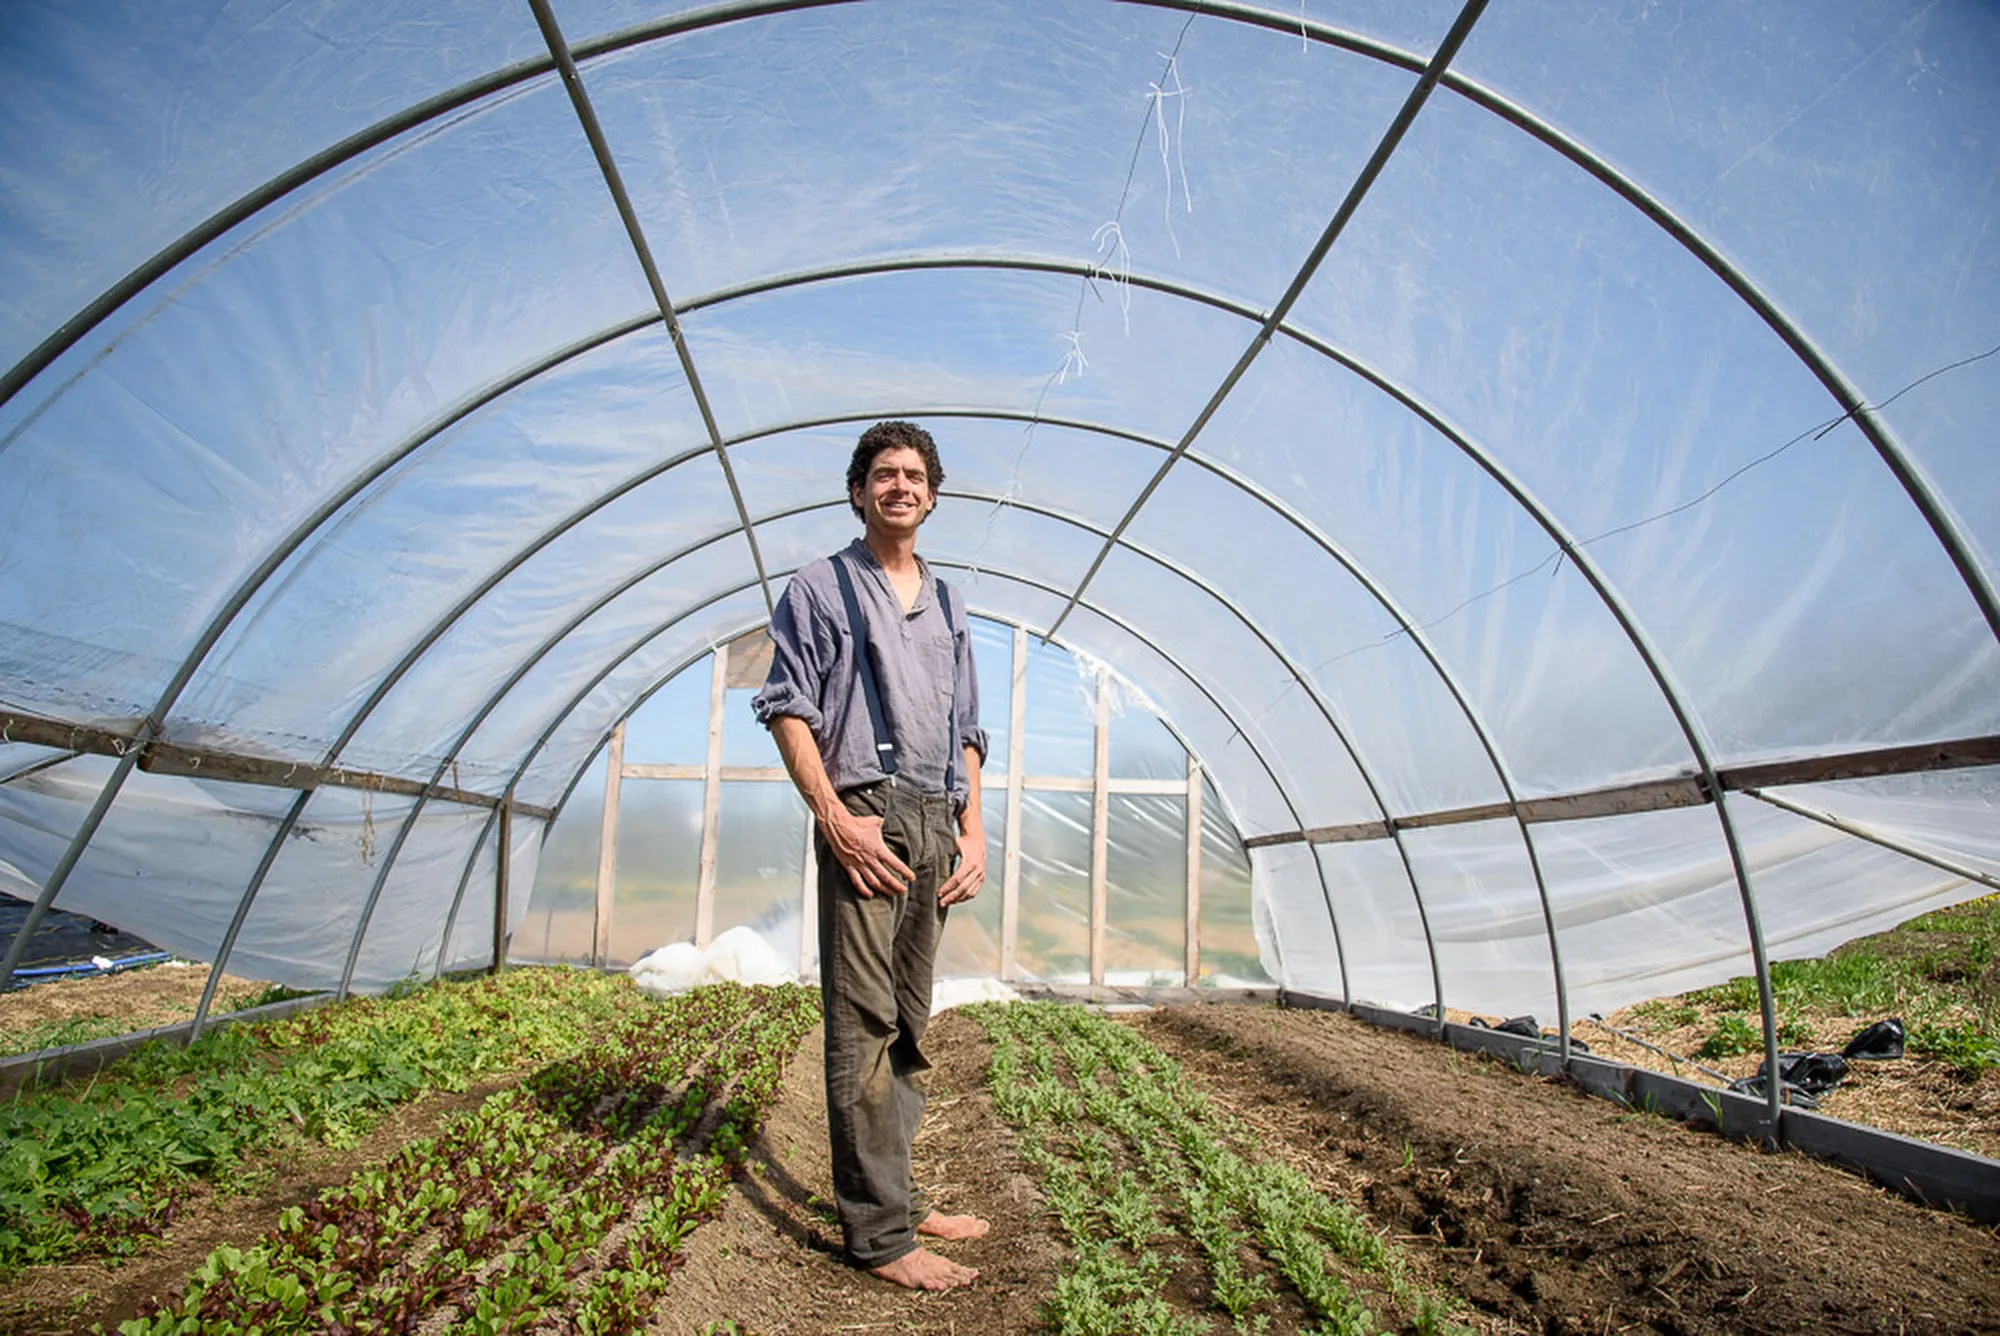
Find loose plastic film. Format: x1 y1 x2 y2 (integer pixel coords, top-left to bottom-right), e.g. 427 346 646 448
3 2 1997 1117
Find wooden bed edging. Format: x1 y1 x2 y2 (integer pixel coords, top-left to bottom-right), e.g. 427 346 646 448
1284 990 2000 1224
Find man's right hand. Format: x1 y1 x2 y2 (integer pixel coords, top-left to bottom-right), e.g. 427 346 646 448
826 809 915 898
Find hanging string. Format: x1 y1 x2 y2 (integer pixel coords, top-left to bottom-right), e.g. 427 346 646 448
1147 52 1195 259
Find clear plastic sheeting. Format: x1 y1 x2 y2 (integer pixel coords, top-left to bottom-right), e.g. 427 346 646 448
1402 821 1556 1023
0 0 550 376
1014 789 1094 984
174 329 708 763
3 1 1996 1024
935 787 1009 980
0 743 70 786
0 760 279 959
1313 838 1432 1009
1105 794 1188 985
1259 841 1340 995
1197 780 1267 986
527 624 1248 986
1455 2 2000 588
1750 769 2000 887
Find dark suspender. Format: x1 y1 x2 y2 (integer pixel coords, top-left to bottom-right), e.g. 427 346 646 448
937 578 959 797
829 552 959 797
830 553 896 778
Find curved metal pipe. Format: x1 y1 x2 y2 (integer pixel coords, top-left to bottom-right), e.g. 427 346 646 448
1269 336 1784 1119
1134 0 2000 647
0 0 865 413
481 563 1353 1002
940 492 1443 1017
1046 0 1490 649
531 0 773 620
188 789 311 1039
433 806 501 979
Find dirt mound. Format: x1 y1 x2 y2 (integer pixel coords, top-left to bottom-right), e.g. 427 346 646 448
1136 1004 2000 1335
5 997 1996 1334
646 1015 1065 1334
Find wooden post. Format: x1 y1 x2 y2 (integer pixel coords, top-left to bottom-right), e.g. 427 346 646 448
1089 668 1109 988
1185 758 1203 987
593 722 625 966
1000 625 1027 980
492 801 512 975
695 647 727 948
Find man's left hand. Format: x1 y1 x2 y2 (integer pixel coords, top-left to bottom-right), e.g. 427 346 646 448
938 830 986 907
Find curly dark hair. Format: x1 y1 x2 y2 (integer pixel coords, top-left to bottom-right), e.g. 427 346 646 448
846 420 945 522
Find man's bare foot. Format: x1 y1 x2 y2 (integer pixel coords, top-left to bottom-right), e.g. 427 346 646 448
916 1211 990 1242
869 1247 978 1291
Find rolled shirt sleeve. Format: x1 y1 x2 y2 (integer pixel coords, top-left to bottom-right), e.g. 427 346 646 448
751 575 831 734
951 592 988 777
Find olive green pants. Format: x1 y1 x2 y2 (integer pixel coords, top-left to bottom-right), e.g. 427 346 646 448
816 779 957 1268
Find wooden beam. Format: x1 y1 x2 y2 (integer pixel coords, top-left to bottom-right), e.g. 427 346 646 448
1089 669 1109 988
0 713 135 757
1720 735 2000 791
0 711 552 820
1185 757 1202 988
621 762 704 781
1021 774 1187 795
593 722 625 967
694 648 727 949
1243 819 1393 850
1393 799 1516 830
1515 777 1708 823
1000 626 1026 981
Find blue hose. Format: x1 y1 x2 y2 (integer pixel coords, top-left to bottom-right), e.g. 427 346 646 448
11 950 173 980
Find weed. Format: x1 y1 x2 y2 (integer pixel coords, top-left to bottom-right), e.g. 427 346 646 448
1689 975 1760 1012
1777 1013 1813 1047
1770 953 1899 1015
1696 1087 1725 1133
1696 1013 1760 1060
1909 1021 2000 1076
1630 998 1699 1030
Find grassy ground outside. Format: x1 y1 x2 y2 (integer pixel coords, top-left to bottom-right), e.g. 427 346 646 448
1580 892 2000 1157
0 965 303 1059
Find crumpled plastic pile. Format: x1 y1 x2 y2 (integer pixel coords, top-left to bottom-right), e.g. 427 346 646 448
627 926 1020 1013
1728 1017 1906 1108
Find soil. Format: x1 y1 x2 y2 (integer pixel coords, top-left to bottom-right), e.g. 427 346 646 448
3 992 1998 1334
1135 1004 2000 1335
0 961 273 1056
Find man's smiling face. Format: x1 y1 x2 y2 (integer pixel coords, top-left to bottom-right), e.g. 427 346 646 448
852 444 936 537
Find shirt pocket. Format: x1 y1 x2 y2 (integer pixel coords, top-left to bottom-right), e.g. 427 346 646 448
917 623 958 714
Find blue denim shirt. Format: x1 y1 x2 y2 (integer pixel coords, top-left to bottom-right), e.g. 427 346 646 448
752 539 986 811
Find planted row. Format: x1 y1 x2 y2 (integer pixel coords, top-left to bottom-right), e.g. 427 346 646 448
970 1002 1468 1336
123 981 819 1335
0 968 637 1272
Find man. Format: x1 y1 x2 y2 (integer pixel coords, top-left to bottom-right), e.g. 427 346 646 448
751 420 991 1291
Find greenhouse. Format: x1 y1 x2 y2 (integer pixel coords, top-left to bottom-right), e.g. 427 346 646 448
2 0 1999 1329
